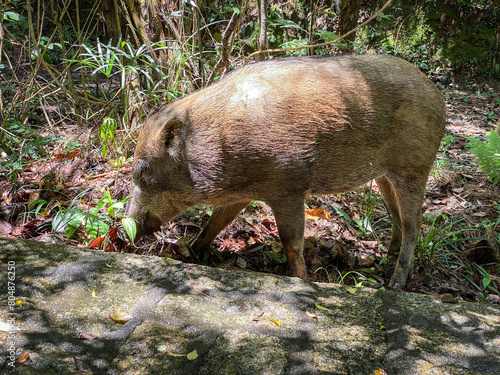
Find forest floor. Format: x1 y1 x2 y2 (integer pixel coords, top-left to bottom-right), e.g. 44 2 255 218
1 74 499 303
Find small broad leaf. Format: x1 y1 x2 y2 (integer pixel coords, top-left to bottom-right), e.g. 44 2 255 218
346 288 358 294
109 311 132 324
314 303 329 311
167 351 186 357
4 12 20 21
306 311 318 319
122 217 137 243
187 350 198 361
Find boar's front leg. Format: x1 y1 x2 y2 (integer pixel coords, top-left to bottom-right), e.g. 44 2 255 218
191 201 251 254
268 197 307 279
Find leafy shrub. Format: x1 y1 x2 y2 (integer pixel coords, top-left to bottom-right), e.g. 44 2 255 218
468 130 500 184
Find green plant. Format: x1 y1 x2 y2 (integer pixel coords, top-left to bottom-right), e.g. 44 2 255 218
332 184 388 237
0 121 57 187
3 5 28 40
314 265 378 286
31 36 64 64
432 134 456 177
475 205 500 242
74 40 183 103
463 263 499 300
52 187 132 245
468 130 500 184
100 117 117 159
417 214 472 269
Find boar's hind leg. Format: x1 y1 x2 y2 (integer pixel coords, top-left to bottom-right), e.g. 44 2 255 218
269 197 307 280
375 176 402 257
386 174 427 289
190 201 251 254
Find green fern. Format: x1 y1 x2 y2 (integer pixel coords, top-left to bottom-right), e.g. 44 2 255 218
468 130 500 184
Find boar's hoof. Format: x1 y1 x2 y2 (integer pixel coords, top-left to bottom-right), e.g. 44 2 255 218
388 273 408 290
285 262 308 280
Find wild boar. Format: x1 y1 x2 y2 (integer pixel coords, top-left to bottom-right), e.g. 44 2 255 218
126 54 446 289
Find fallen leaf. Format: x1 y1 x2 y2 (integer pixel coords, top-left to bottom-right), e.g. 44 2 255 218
346 288 358 294
270 318 281 326
167 351 186 357
0 221 12 236
1 189 12 204
91 290 97 298
314 303 329 311
187 350 198 361
54 149 80 160
109 311 132 324
306 311 318 319
18 351 30 364
305 208 331 221
27 190 41 208
374 369 387 375
77 333 99 340
87 235 105 249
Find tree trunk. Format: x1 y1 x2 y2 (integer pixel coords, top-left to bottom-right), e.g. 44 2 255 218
337 0 360 53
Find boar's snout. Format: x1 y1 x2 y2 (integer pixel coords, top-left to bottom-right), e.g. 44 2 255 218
125 185 163 242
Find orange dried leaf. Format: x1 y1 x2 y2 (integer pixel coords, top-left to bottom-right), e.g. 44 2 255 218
53 149 80 160
305 208 331 221
66 149 80 159
18 351 30 364
87 235 105 249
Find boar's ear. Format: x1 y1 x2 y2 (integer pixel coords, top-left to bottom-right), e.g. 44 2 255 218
161 118 183 148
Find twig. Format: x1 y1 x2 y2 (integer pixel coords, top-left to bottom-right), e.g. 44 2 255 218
245 0 393 63
189 274 212 300
207 11 240 85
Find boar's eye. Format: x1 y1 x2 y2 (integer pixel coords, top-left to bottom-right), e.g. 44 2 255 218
132 160 152 187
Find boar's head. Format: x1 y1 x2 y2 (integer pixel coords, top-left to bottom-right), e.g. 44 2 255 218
126 108 197 240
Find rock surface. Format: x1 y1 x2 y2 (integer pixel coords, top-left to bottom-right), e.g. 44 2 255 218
0 237 499 374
